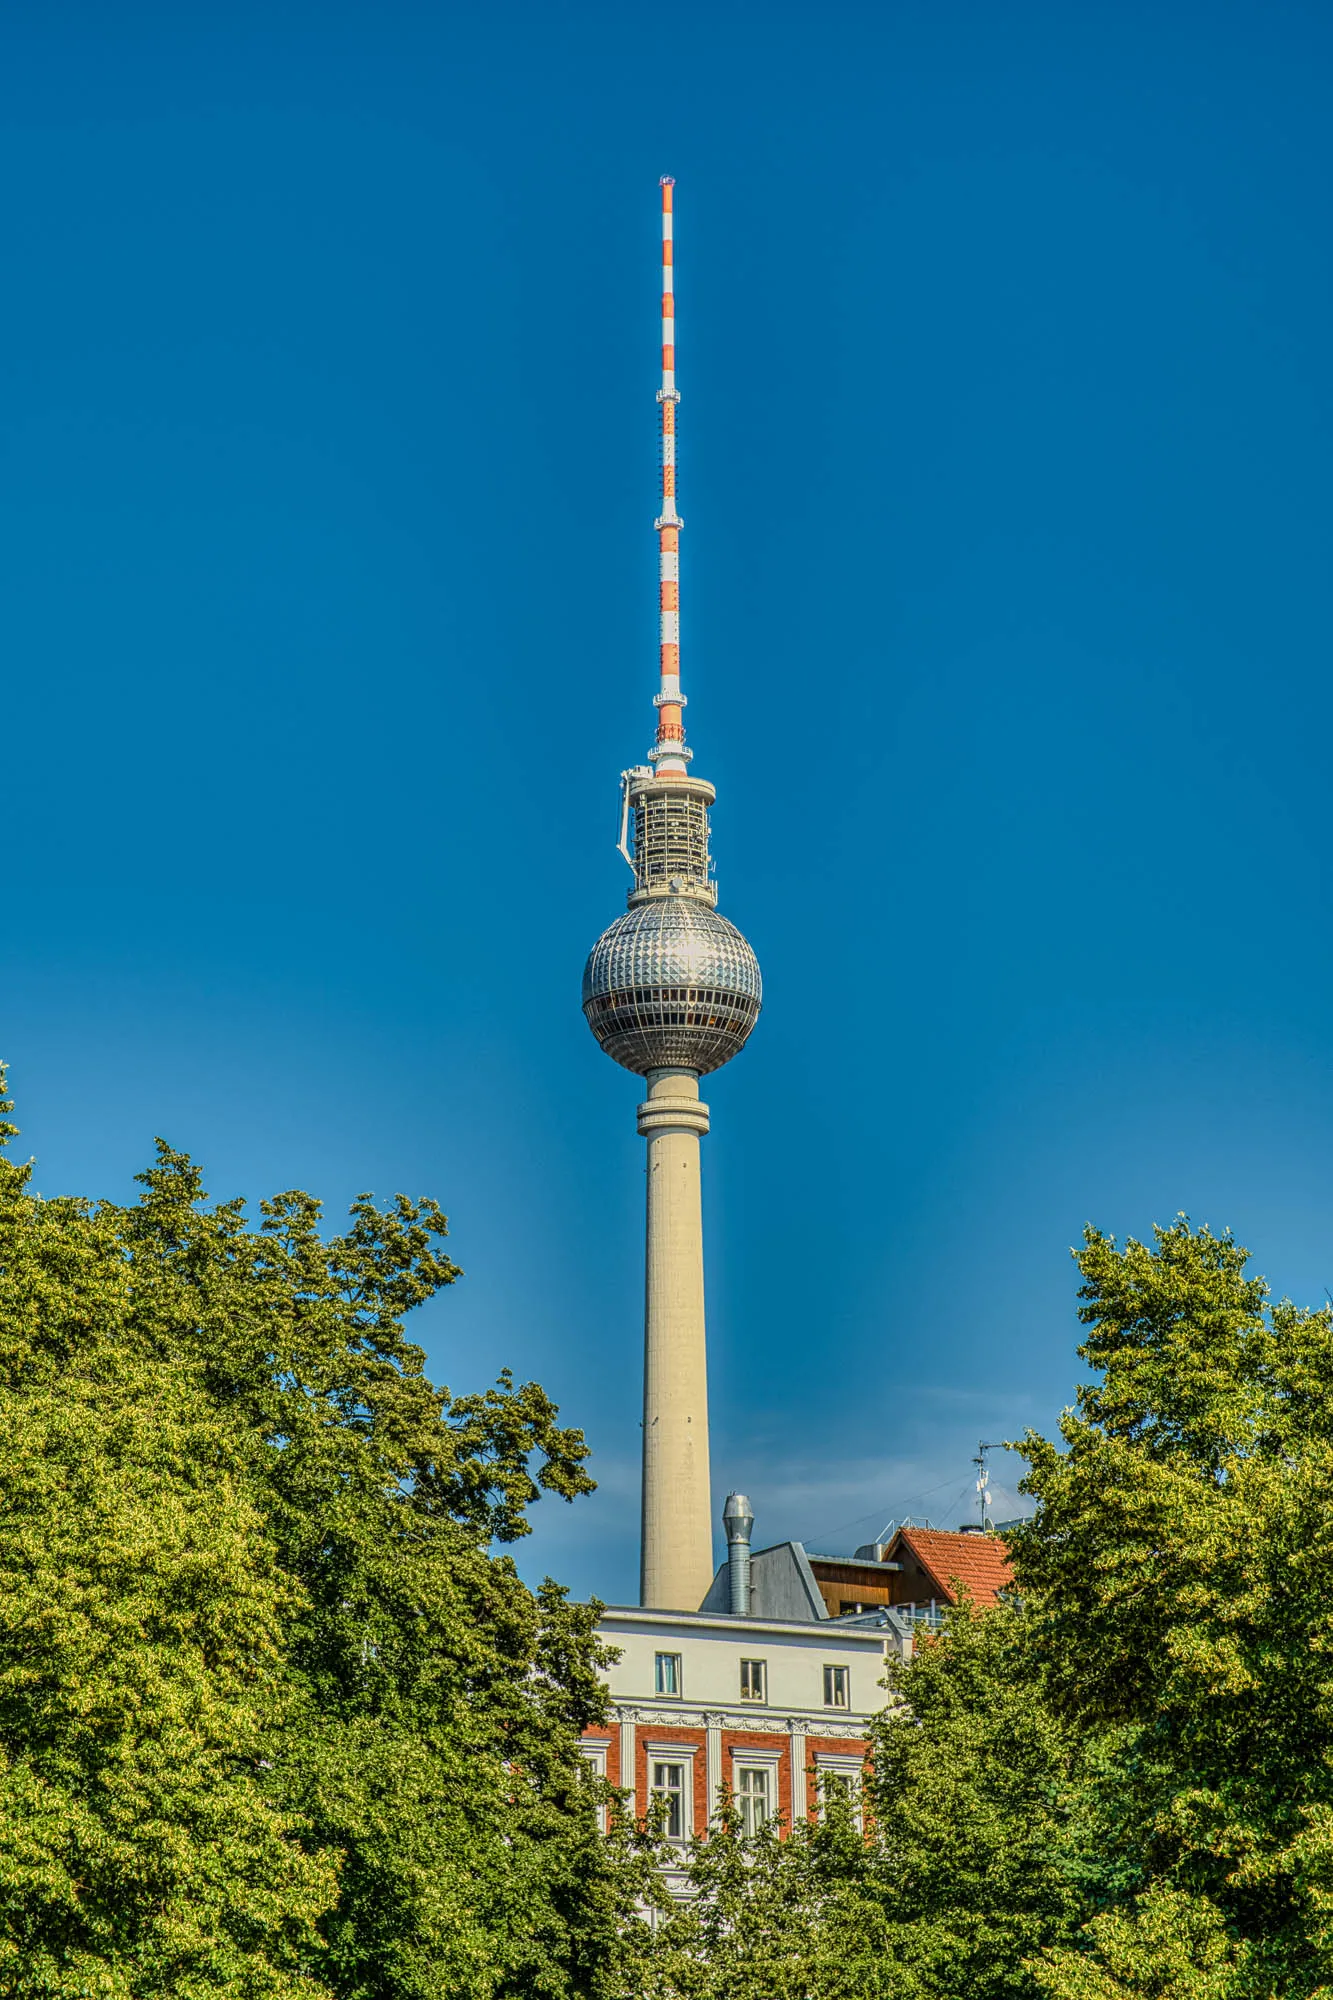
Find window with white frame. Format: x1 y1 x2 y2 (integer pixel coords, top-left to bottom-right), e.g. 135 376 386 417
823 1663 850 1709
579 1741 609 1832
735 1765 771 1837
815 1756 863 1829
654 1651 682 1697
739 1657 767 1702
651 1759 688 1841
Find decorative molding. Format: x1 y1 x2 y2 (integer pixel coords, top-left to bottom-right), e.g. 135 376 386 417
606 1700 872 1740
626 1707 708 1730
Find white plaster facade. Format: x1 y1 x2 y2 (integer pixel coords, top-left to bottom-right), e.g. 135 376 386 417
601 1605 890 1722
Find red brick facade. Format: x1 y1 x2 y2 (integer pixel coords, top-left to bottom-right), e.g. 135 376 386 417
585 1720 871 1833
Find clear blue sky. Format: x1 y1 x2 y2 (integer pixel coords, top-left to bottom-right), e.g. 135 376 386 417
8 0 1333 1602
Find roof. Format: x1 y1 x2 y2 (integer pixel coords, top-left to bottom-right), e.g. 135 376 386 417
805 1552 902 1572
699 1540 829 1622
596 1605 887 1645
889 1528 1013 1607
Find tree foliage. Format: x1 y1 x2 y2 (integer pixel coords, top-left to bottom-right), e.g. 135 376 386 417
637 1608 1087 2000
0 1074 652 1998
644 1790 875 1998
14 1044 1333 1997
644 1217 1333 1999
1021 1217 1333 1997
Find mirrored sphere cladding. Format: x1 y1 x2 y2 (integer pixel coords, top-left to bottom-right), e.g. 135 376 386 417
582 898 762 1076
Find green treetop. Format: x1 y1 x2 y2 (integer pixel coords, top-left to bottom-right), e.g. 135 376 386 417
637 1216 1333 2000
0 1072 654 2000
1020 1218 1333 1997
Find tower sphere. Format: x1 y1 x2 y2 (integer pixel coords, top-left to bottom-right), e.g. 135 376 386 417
582 898 761 1076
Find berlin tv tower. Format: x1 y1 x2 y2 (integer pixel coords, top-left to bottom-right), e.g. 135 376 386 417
583 180 762 1612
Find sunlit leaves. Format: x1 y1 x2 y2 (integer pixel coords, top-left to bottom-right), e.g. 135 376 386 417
0 1070 645 1998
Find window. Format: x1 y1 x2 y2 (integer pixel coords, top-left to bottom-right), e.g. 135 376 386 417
654 1651 682 1696
739 1657 767 1702
736 1765 771 1837
816 1764 863 1829
652 1760 687 1841
823 1663 850 1709
579 1742 609 1833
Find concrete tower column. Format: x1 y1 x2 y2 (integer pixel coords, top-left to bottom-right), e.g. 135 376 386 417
637 1067 713 1610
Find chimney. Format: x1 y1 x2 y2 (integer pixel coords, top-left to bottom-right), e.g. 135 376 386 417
723 1492 754 1615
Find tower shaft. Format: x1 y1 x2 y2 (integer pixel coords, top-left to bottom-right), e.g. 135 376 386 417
638 1068 713 1609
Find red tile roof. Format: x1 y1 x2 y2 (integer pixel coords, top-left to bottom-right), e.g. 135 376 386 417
890 1528 1013 1607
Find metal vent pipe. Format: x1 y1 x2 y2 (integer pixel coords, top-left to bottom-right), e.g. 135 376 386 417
723 1491 755 1616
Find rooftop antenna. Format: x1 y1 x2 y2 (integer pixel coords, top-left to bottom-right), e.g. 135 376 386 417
973 1441 996 1530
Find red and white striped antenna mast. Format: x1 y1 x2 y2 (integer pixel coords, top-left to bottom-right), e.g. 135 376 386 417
649 175 689 779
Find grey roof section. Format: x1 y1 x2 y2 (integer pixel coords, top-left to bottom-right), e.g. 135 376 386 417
596 1605 887 1644
698 1540 827 1622
804 1552 902 1572
837 1605 915 1632
829 1603 918 1659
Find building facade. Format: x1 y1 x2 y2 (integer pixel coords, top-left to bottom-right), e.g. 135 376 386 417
585 1599 891 1890
589 1606 888 1825
581 1521 1013 1855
